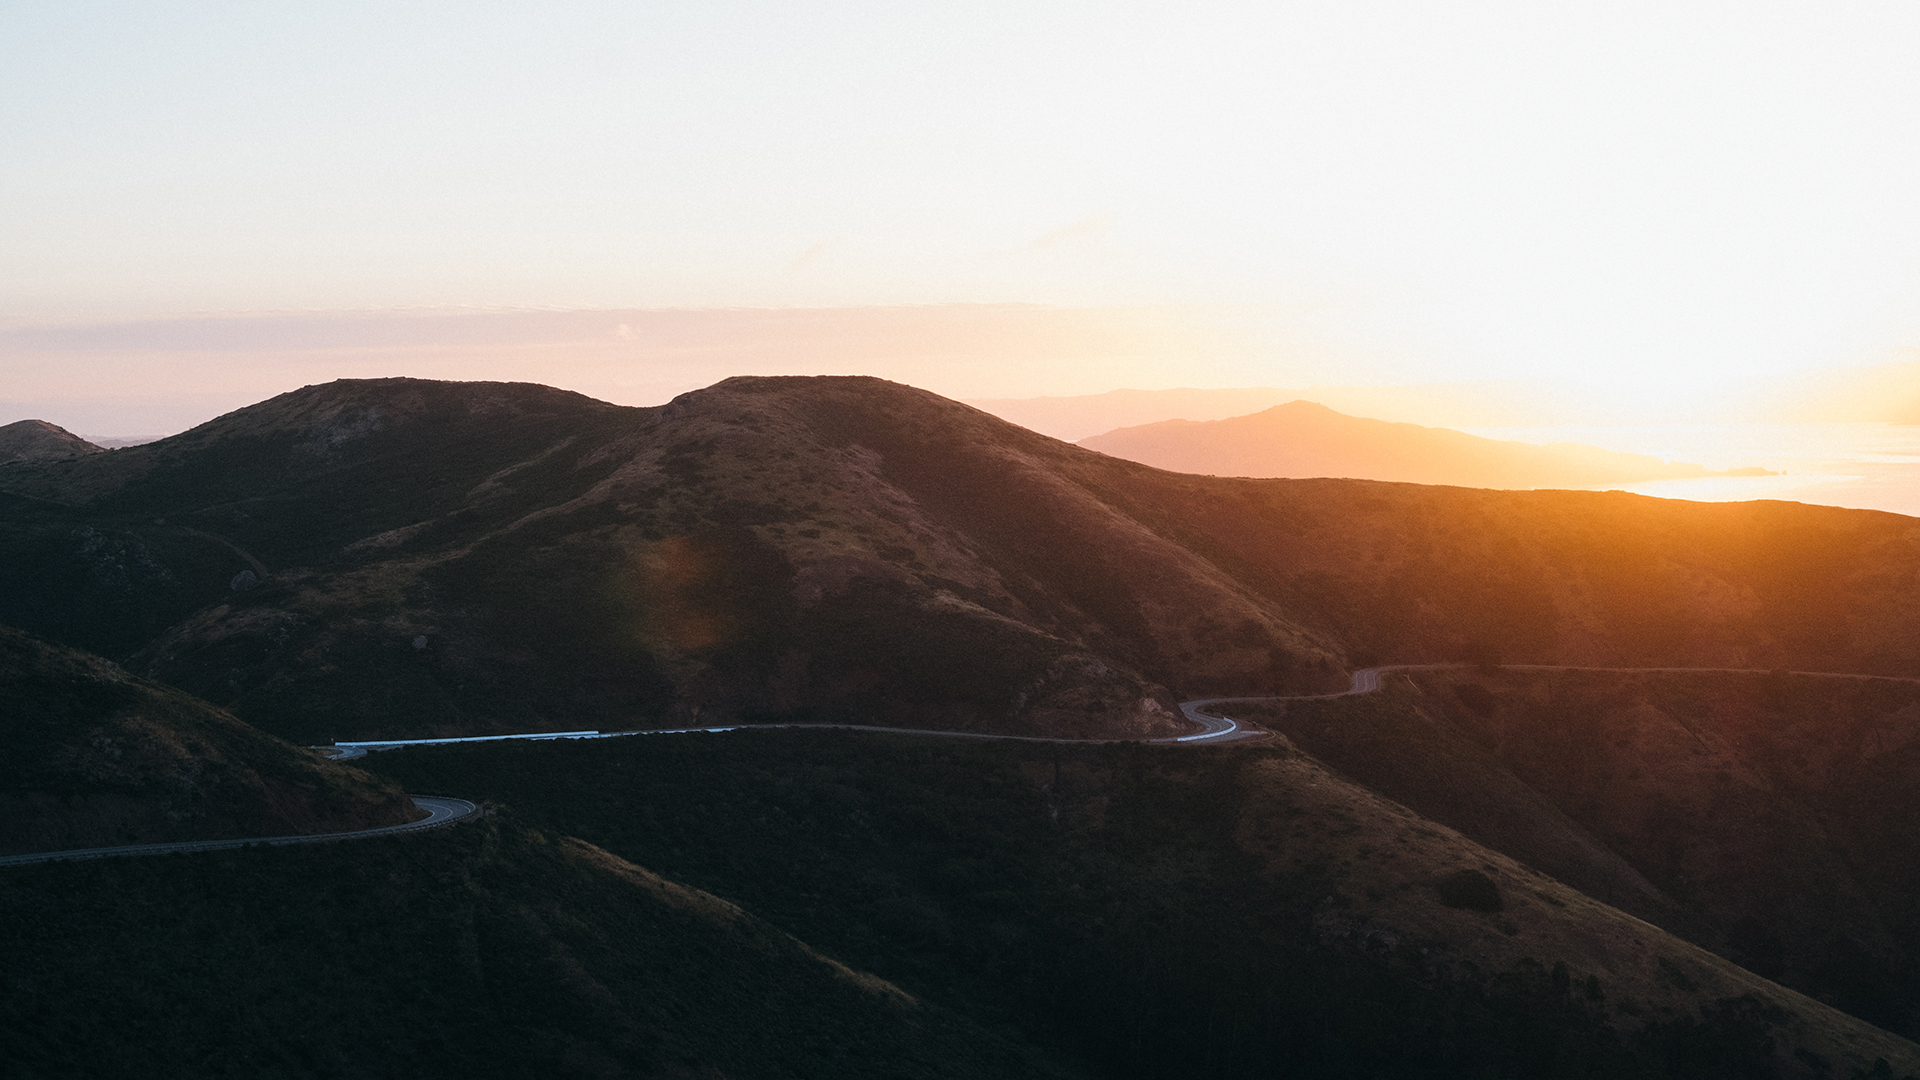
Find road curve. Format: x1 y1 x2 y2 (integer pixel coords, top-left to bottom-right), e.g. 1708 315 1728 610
0 796 478 868
320 667 1403 762
1175 663 1920 743
21 662 1911 868
1177 665 1406 740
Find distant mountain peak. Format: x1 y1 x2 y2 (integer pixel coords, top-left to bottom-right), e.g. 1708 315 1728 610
1080 400 1756 489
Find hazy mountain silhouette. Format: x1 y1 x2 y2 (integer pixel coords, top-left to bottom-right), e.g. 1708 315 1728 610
969 386 1313 440
968 381 1590 439
1080 399 1768 488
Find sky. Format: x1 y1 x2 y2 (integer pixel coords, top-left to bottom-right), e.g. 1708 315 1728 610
6 1 1920 431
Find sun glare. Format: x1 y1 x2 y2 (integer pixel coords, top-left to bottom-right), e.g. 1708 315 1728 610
7 1 1920 402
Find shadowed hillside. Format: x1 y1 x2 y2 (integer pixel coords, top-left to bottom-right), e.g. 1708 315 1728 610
0 623 414 854
357 727 1920 1079
1 375 1917 744
0 812 1081 1080
1251 669 1920 1041
1079 400 1762 489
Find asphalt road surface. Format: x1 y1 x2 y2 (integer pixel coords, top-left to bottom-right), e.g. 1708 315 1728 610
323 667 1402 761
325 711 1284 757
1178 665 1394 739
0 796 478 868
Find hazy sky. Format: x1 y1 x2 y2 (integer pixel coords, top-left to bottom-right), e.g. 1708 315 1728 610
6 1 1920 426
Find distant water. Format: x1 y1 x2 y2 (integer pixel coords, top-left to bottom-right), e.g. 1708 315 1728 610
1462 423 1920 519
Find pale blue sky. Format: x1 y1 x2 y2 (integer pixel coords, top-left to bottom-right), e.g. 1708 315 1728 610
6 1 1920 412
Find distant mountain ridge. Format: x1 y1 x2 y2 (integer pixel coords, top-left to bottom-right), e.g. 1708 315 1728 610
1080 399 1770 489
969 386 1311 440
969 381 1579 440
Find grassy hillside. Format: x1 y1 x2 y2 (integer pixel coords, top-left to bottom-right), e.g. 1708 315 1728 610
1251 668 1920 1040
0 623 414 854
356 728 1920 1079
0 377 1330 740
2 376 1918 744
0 812 1077 1080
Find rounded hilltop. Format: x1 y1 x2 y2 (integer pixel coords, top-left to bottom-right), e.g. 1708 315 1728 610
0 419 104 466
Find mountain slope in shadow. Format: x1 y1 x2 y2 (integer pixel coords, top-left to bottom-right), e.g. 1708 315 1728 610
0 622 414 854
1080 399 1765 488
1242 669 1920 1040
1 812 1082 1080
364 726 1920 1079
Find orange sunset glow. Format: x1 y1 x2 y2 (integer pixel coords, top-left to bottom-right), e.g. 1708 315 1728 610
8 3 1920 512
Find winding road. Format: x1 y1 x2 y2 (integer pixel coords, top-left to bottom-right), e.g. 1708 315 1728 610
325 684 1338 758
13 662 1919 867
1178 665 1390 740
1 673 1345 867
0 796 478 868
